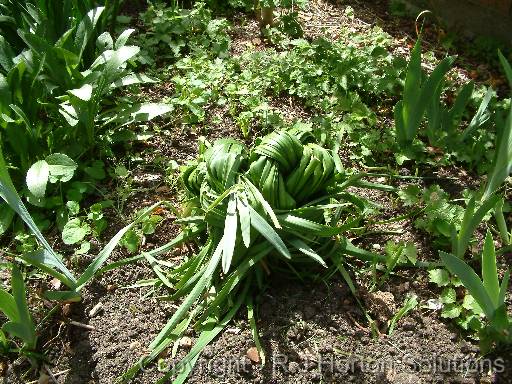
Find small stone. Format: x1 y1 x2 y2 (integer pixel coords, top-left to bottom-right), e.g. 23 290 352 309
50 278 61 290
372 243 382 250
246 347 260 364
129 341 140 350
179 336 193 349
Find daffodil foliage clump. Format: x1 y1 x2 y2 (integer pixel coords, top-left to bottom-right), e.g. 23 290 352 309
125 128 381 383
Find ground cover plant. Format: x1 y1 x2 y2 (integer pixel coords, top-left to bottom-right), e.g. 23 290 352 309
0 0 512 383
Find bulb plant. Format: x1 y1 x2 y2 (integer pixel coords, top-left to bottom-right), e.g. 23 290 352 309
441 231 511 353
122 127 402 383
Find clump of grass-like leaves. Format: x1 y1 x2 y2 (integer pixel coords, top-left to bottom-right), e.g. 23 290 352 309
123 128 388 383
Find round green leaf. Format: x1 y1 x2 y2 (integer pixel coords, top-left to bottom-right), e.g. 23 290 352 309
62 218 89 245
46 153 78 183
26 160 50 198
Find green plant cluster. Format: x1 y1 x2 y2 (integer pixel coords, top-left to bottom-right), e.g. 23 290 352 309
160 27 404 134
0 1 511 382
137 1 231 65
0 2 173 238
122 127 397 382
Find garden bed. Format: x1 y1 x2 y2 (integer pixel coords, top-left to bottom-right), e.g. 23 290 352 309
1 1 511 383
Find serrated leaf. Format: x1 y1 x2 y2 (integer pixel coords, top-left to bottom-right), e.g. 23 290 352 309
66 201 80 216
404 242 417 265
428 268 450 287
76 241 91 255
440 287 456 304
441 303 462 319
462 294 483 315
397 185 421 206
62 218 89 245
120 229 140 253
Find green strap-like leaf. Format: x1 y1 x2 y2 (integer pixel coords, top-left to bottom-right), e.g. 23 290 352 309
122 239 224 381
11 266 36 349
155 281 250 384
75 6 105 60
222 194 238 273
456 195 499 258
0 288 17 322
498 50 512 89
461 87 493 142
483 105 512 199
248 205 290 259
278 213 344 237
498 270 510 306
482 230 500 307
76 201 164 289
440 251 496 319
288 238 327 267
237 194 251 248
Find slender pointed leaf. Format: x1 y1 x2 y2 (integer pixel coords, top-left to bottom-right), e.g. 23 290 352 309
248 205 290 259
222 194 238 273
440 251 496 319
482 230 500 307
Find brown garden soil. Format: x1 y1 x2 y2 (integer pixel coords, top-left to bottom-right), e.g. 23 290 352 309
2 1 512 383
